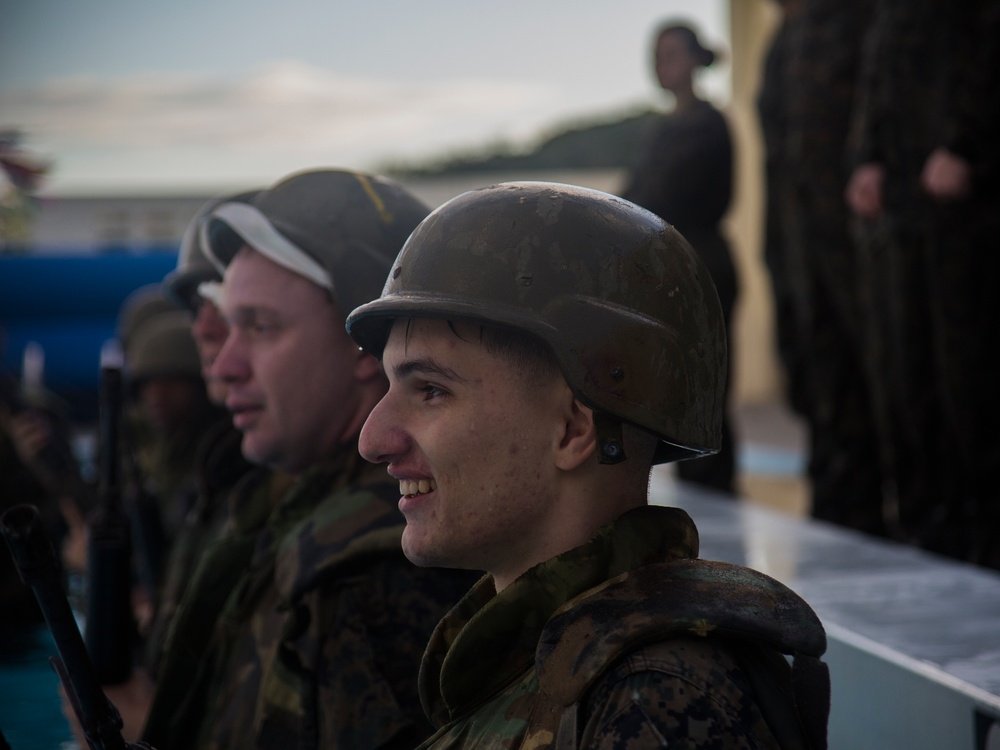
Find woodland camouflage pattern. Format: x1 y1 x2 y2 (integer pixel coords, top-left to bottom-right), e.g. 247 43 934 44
143 464 293 747
143 418 253 674
142 441 476 749
417 505 828 749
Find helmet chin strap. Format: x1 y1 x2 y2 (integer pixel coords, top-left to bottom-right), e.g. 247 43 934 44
594 412 626 465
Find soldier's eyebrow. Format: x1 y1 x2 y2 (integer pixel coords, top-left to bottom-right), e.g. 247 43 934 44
392 358 467 384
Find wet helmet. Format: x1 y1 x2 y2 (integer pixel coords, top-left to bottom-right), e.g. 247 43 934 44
203 169 430 318
346 181 726 464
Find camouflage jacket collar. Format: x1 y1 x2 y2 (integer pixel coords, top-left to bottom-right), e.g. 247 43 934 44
233 439 374 582
419 505 699 725
272 445 405 604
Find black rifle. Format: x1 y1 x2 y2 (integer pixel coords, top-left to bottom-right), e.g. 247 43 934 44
119 425 166 603
84 363 135 685
0 504 151 750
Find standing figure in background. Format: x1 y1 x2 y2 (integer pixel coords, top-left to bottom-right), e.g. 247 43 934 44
621 21 739 494
757 0 885 537
846 0 1000 567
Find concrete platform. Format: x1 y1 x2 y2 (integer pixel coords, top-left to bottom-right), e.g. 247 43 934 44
652 471 1000 750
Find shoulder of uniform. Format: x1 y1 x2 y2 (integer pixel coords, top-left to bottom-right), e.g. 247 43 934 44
272 478 406 602
536 558 826 707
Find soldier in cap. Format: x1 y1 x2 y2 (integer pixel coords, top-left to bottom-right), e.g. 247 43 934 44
140 190 260 675
59 195 279 745
349 182 829 749
124 306 226 546
140 168 476 750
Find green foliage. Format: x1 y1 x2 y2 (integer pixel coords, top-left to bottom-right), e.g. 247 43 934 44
382 108 661 178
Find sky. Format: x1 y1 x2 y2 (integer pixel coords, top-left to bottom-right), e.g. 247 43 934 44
0 0 729 196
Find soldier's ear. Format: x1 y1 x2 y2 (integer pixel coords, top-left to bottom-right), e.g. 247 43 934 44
354 349 383 384
554 394 597 471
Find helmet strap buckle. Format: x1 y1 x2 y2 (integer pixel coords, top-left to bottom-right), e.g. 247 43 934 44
594 412 626 465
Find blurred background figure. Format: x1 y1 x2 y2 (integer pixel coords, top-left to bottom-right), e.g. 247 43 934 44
756 0 885 537
1 370 72 626
846 0 1000 568
620 20 739 495
115 287 227 613
142 191 258 676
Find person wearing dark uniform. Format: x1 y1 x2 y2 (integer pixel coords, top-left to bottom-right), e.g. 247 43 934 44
757 0 886 537
621 22 739 494
846 0 1000 567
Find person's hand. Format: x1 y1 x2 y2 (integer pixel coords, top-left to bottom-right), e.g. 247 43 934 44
845 162 886 218
59 668 155 746
7 409 53 465
921 147 973 201
59 497 89 574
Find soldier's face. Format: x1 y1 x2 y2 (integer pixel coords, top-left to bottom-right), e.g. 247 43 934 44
655 31 696 92
359 318 572 590
212 247 368 475
139 377 202 435
191 298 230 405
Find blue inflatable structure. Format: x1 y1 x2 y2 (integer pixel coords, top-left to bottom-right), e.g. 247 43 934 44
0 252 180 422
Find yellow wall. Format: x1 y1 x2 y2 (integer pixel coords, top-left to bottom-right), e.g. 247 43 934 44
725 0 783 404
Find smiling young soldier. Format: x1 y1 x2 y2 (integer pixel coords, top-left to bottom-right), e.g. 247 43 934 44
347 182 830 749
139 169 477 750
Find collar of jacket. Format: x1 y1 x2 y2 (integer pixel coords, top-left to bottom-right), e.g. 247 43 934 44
273 444 405 604
419 504 699 725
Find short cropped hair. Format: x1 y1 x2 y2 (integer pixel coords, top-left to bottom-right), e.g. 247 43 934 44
475 324 561 389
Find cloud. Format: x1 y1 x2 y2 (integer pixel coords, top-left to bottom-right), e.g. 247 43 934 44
0 60 575 189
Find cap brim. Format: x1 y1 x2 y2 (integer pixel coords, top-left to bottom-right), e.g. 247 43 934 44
203 202 332 291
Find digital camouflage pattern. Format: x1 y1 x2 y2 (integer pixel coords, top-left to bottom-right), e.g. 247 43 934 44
849 0 1000 567
417 505 829 749
145 439 476 749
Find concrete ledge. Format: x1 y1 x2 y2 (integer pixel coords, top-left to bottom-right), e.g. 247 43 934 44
651 468 1000 750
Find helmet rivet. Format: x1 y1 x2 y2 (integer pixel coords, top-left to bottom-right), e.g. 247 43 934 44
611 367 625 381
517 272 533 287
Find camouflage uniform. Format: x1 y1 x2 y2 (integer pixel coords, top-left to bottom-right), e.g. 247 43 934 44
757 0 886 537
143 440 476 750
621 101 738 493
417 505 828 749
142 417 254 674
849 0 1000 566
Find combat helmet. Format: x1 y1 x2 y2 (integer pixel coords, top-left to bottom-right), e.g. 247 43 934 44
125 309 200 392
202 169 431 317
346 181 726 465
163 190 259 311
117 284 183 352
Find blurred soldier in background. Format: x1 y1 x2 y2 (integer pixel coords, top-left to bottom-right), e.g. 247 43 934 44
141 191 258 675
846 0 1000 568
757 0 885 537
140 169 477 750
